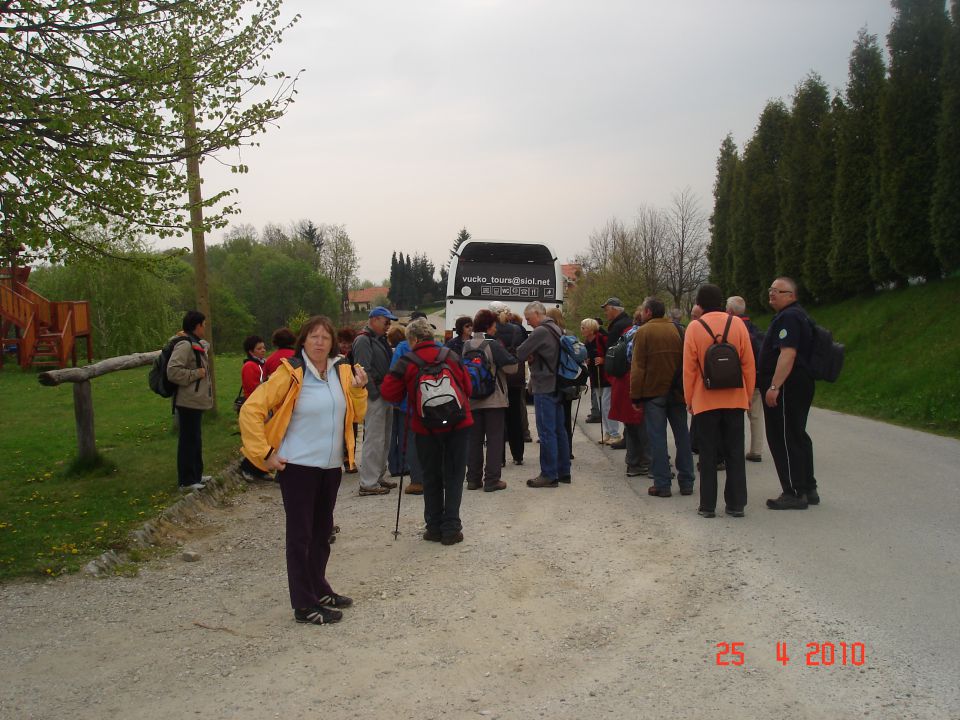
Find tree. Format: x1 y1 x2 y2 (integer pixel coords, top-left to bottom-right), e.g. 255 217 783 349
829 29 887 295
205 237 338 339
931 0 960 274
775 74 831 289
0 1 300 261
734 100 789 308
447 227 471 269
708 134 740 292
662 188 709 312
317 224 359 322
29 240 180 357
876 0 950 280
802 95 843 302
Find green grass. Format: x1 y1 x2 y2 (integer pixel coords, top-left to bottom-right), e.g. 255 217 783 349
0 355 245 581
755 277 960 438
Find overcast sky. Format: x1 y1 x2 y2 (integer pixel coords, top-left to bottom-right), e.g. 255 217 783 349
177 0 897 284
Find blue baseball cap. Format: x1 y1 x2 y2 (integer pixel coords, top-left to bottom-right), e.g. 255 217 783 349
369 306 398 320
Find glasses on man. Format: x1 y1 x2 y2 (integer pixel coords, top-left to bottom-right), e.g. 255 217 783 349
767 288 793 295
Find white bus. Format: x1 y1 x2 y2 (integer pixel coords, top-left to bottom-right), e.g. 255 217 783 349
445 240 564 335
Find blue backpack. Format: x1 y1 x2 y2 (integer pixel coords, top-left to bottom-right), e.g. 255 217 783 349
461 339 497 399
548 325 587 381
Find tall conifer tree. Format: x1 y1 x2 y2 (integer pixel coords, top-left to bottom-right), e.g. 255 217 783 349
803 95 843 302
876 0 950 280
830 30 886 295
931 0 960 274
735 101 790 308
775 74 830 290
708 134 740 293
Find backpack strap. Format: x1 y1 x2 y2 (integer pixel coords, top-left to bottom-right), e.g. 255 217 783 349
696 318 719 344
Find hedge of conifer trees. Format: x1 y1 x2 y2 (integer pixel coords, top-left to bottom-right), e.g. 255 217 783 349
708 0 959 310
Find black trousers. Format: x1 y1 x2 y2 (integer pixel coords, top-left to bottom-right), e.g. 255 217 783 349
278 464 341 609
467 407 506 486
763 372 816 497
504 386 525 462
696 408 747 512
176 407 204 487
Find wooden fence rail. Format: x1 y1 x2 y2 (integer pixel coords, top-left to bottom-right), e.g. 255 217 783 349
38 352 160 462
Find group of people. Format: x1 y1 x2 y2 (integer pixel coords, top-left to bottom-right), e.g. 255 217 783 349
581 278 819 518
164 274 819 626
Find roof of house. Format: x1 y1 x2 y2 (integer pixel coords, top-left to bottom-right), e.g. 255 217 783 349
560 263 581 283
348 286 390 304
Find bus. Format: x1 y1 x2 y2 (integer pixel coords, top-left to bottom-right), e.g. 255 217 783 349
445 240 564 335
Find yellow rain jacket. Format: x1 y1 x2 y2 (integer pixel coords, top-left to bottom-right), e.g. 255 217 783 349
239 355 367 472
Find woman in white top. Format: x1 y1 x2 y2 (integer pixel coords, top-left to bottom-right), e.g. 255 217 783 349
239 316 367 625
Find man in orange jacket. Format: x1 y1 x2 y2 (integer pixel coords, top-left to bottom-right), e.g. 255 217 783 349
683 284 756 518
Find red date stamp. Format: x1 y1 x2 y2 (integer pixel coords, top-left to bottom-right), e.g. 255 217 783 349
715 641 866 667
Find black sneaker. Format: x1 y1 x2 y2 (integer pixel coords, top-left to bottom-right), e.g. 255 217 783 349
422 529 442 542
441 531 464 545
724 507 745 517
585 415 601 424
625 466 645 477
294 606 342 624
697 508 716 518
806 488 820 505
558 474 571 484
766 493 808 510
317 593 353 608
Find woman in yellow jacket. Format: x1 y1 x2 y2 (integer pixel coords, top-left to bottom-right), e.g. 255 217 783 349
239 315 367 625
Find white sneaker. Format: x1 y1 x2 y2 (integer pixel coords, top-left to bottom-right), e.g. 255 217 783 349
180 482 205 492
200 475 213 484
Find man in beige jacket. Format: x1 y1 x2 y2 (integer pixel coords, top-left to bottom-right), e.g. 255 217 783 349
166 310 214 491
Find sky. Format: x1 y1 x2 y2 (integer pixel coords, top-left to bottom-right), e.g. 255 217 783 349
169 0 898 284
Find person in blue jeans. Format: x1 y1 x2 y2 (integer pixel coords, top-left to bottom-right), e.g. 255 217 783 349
515 301 571 488
629 297 695 497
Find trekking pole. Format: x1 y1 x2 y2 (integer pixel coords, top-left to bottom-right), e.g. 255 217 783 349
392 406 411 539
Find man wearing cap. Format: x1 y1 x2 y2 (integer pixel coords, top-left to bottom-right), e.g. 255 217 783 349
353 306 399 496
601 297 632 448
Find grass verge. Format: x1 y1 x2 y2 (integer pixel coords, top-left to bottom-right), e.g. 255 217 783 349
0 354 244 581
756 277 960 438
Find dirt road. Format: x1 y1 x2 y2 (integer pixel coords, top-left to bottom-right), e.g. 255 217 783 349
0 408 951 719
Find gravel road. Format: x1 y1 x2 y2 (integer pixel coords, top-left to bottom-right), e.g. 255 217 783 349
0 407 955 719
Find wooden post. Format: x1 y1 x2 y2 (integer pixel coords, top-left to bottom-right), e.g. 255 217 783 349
73 380 97 462
39 351 160 465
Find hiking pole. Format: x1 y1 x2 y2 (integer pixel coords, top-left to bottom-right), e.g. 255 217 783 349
392 407 411 539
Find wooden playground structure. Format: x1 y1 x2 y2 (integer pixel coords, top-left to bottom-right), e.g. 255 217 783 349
1 246 93 369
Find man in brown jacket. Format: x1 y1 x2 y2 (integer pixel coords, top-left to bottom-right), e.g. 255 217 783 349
629 297 695 497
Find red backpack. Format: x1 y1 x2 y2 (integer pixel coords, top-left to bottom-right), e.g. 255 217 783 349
404 347 467 431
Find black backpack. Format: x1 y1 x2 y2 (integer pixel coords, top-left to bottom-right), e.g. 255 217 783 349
805 318 844 382
148 336 196 398
696 315 743 390
604 335 630 378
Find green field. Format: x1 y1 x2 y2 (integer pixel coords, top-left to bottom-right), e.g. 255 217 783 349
0 355 245 580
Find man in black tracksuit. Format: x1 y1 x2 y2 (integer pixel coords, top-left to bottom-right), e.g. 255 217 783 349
758 277 818 510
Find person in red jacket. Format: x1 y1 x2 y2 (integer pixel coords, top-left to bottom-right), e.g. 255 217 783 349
381 318 473 545
241 335 266 399
264 327 296 378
